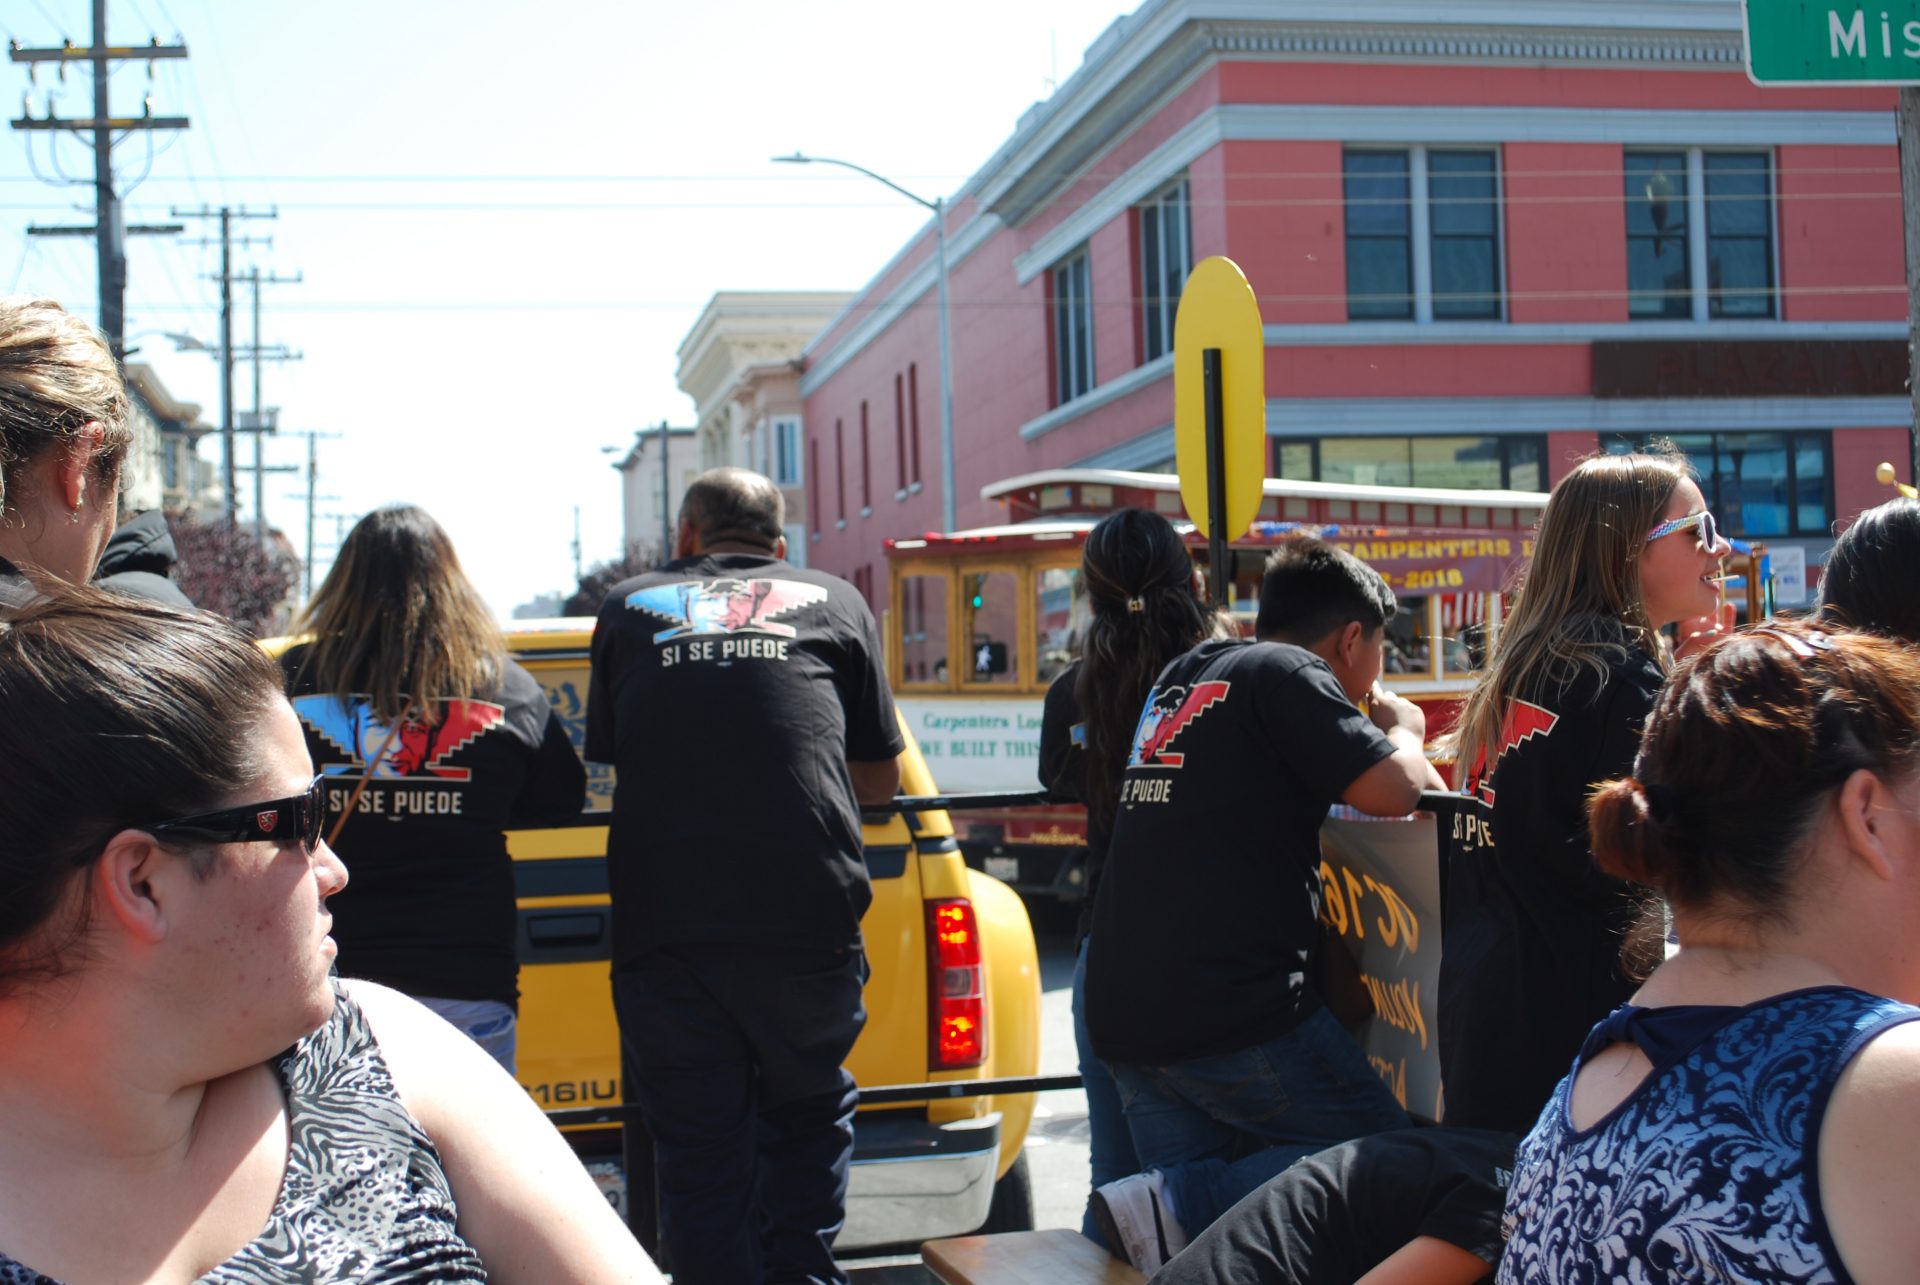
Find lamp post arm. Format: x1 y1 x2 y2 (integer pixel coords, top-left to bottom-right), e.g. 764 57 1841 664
775 153 936 213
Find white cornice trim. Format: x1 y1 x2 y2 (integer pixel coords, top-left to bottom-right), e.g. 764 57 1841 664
1017 354 1174 442
1267 394 1910 435
1012 102 1892 283
1264 320 1908 346
1022 374 1907 445
1078 425 1177 469
798 212 1002 396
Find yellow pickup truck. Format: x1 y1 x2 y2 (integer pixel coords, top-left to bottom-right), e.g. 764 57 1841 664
494 620 1042 1249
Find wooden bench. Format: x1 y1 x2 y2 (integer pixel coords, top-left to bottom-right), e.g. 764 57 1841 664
922 1229 1147 1285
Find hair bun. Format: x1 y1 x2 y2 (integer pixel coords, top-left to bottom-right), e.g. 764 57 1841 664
1588 776 1670 888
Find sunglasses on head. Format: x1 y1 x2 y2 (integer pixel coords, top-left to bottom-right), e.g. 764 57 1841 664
1646 509 1720 549
145 774 327 855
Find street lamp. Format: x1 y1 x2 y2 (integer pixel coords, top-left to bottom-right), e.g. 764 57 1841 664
773 152 958 535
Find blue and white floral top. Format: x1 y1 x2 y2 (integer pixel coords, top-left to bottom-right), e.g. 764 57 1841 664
1499 986 1920 1285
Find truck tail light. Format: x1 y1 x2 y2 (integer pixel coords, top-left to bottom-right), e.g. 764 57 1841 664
926 898 985 1069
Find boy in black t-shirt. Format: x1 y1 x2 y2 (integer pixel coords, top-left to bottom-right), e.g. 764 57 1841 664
1086 540 1445 1271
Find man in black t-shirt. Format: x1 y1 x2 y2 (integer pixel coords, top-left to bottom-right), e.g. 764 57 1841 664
586 468 903 1285
1086 540 1443 1270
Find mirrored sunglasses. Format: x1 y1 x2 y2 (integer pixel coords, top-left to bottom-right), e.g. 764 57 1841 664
1646 509 1720 549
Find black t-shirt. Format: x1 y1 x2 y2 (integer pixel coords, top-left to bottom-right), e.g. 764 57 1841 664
1154 1126 1517 1284
1438 631 1660 1133
282 647 587 1008
585 553 904 965
1086 639 1397 1065
1037 661 1110 945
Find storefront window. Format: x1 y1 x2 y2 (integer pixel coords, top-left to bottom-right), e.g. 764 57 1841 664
1604 431 1831 536
1274 435 1547 492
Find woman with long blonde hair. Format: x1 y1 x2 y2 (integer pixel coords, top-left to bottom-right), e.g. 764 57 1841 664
283 505 584 1071
1438 449 1728 1133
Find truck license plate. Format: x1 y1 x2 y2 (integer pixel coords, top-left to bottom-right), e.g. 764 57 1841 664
984 856 1019 881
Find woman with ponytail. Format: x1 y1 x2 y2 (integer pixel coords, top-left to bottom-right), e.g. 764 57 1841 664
1037 508 1229 1245
1501 622 1920 1284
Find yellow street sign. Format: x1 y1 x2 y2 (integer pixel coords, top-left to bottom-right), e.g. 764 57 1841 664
1173 256 1266 540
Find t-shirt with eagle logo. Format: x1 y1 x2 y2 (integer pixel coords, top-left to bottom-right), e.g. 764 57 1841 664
1437 627 1662 1134
585 552 903 964
1086 637 1397 1066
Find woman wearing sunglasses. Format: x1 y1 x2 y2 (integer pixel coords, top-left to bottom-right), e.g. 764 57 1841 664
0 589 658 1284
1438 450 1729 1134
1501 623 1920 1284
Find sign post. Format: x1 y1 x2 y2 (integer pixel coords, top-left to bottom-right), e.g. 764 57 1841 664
1173 257 1266 608
1743 0 1920 486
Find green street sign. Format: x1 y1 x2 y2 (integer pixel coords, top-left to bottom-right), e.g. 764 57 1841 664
1745 1 1920 84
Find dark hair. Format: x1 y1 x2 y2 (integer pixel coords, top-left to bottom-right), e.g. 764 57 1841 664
1819 497 1920 643
0 587 285 992
1073 509 1228 836
1589 622 1920 921
680 467 784 548
292 505 506 724
1254 537 1396 644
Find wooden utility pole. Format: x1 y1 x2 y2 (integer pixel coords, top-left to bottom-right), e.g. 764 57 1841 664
240 266 303 536
170 206 277 521
9 4 189 355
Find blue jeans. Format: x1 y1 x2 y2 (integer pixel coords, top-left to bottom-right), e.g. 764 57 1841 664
1073 937 1140 1242
1112 1007 1409 1229
417 995 517 1074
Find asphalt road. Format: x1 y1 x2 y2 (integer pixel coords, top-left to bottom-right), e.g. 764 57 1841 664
844 912 1087 1282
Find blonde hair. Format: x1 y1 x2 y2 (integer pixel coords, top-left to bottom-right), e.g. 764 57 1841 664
292 505 506 723
0 297 131 511
1447 450 1688 783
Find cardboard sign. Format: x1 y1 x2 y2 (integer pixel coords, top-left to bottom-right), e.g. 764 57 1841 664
1319 809 1444 1121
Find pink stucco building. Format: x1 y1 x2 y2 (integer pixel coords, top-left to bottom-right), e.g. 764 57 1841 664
798 0 1910 615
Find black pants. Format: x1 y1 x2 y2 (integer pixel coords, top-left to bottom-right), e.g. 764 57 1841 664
613 944 867 1285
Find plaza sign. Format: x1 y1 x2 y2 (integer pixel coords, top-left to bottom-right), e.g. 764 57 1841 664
1745 1 1920 84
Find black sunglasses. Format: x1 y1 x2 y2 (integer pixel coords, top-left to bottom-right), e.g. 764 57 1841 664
146 774 327 854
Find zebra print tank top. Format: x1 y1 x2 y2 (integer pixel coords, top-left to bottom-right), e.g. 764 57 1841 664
0 985 487 1283
1498 986 1920 1285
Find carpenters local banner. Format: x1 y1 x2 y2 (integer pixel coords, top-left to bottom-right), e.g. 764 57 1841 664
896 697 1046 792
1319 808 1445 1122
1253 523 1532 596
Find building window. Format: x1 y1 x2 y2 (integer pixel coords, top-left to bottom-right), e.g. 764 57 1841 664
808 436 821 537
859 400 872 513
908 363 923 489
1139 176 1191 363
1626 149 1776 321
1344 148 1502 323
771 417 801 486
1051 247 1095 404
894 374 908 493
1604 431 1828 535
1275 434 1546 492
834 417 846 526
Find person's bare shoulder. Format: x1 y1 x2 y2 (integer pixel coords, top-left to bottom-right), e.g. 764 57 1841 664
1818 1019 1920 1285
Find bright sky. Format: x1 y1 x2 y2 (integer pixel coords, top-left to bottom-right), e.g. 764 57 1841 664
1 0 1134 615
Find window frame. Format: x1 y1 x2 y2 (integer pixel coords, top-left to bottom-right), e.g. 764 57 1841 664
1050 246 1096 405
1138 175 1192 363
1625 147 1779 323
1271 434 1547 492
1602 429 1831 536
771 416 802 487
1343 145 1506 324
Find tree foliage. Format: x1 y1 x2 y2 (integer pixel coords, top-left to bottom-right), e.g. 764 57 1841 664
564 547 657 617
166 511 300 636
